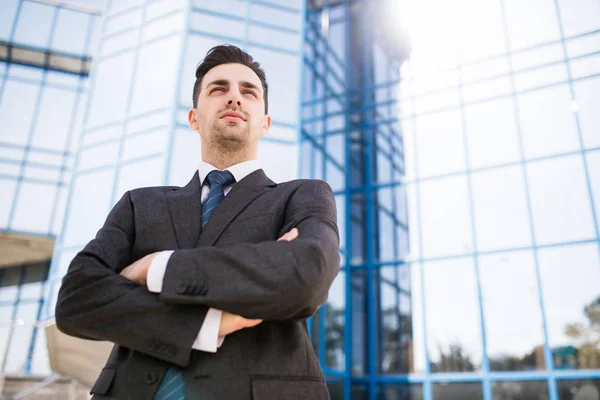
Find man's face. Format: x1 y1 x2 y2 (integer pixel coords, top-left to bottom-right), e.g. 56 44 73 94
189 63 270 152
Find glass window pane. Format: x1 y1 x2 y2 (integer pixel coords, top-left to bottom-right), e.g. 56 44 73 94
116 157 165 195
518 85 580 159
379 266 414 374
190 12 245 41
539 243 600 370
0 0 19 41
258 141 298 183
424 257 482 372
0 178 18 230
12 182 57 234
492 381 549 400
586 150 600 221
63 169 114 247
104 7 141 35
86 51 135 128
379 384 424 400
130 37 181 115
250 3 301 29
52 8 90 55
410 263 426 373
557 379 600 400
325 271 345 371
433 382 483 400
142 11 184 42
351 270 367 376
326 380 344 400
420 175 474 258
31 87 78 151
557 0 600 37
79 141 120 173
0 80 40 146
527 155 596 245
13 2 55 48
4 302 39 373
471 165 532 252
503 0 561 50
465 98 521 169
456 0 506 63
167 129 201 186
30 327 50 375
192 0 248 18
480 250 546 371
122 129 166 162
574 76 600 149
415 109 465 178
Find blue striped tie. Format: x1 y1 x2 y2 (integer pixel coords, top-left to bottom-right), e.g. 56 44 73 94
154 170 235 400
202 170 236 228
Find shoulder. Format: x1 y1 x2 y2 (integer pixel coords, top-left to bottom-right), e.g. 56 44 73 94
130 185 177 195
276 179 336 208
277 178 334 193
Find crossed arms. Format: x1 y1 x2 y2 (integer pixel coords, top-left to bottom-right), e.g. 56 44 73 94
55 181 340 367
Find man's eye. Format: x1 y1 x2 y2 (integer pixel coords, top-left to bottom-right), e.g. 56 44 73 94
211 87 225 93
244 90 256 97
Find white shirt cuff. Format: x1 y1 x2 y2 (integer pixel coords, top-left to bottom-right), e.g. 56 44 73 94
192 308 225 353
146 250 174 293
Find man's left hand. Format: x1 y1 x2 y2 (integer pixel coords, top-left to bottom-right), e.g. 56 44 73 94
120 252 159 285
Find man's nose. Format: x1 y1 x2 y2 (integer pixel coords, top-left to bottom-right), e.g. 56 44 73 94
227 91 242 108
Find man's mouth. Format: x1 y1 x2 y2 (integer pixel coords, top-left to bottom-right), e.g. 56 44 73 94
220 111 246 122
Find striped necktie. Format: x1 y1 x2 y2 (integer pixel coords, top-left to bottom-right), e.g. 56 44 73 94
202 170 236 228
154 170 235 400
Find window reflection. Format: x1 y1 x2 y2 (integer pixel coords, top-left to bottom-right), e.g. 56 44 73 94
433 382 483 400
379 265 414 374
424 257 482 372
539 243 600 370
557 379 600 400
378 384 423 400
324 271 345 371
352 270 368 376
479 251 546 371
492 380 549 400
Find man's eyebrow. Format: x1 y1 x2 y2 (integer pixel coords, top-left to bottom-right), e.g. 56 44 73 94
240 81 260 91
206 79 229 88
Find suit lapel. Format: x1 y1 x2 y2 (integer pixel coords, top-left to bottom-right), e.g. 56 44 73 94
197 169 277 247
166 171 202 249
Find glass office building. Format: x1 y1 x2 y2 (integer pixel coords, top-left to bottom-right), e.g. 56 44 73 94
1 0 599 399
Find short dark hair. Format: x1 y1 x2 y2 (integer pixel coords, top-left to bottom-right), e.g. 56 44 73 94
193 45 269 114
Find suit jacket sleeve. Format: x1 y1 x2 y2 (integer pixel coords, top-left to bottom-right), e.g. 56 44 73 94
160 180 341 320
55 191 208 367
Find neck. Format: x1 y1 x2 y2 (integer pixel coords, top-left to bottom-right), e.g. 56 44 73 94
202 148 256 170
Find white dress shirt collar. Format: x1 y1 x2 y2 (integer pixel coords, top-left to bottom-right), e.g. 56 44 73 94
198 159 261 186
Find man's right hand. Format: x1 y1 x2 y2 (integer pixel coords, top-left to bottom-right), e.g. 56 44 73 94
218 228 299 336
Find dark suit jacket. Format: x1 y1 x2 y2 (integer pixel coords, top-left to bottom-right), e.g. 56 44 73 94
55 169 340 399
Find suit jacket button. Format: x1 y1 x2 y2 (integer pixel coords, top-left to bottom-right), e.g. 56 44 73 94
145 371 158 385
176 283 187 294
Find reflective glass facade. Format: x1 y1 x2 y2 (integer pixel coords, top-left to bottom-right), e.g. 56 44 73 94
0 0 599 399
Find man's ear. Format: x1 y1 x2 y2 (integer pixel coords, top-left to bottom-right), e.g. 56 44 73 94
261 114 271 137
188 108 199 130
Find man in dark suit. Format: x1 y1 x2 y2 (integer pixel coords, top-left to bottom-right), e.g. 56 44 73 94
55 45 340 399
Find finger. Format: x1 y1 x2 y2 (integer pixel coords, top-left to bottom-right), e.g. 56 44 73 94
277 228 299 242
277 232 291 241
244 319 263 328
